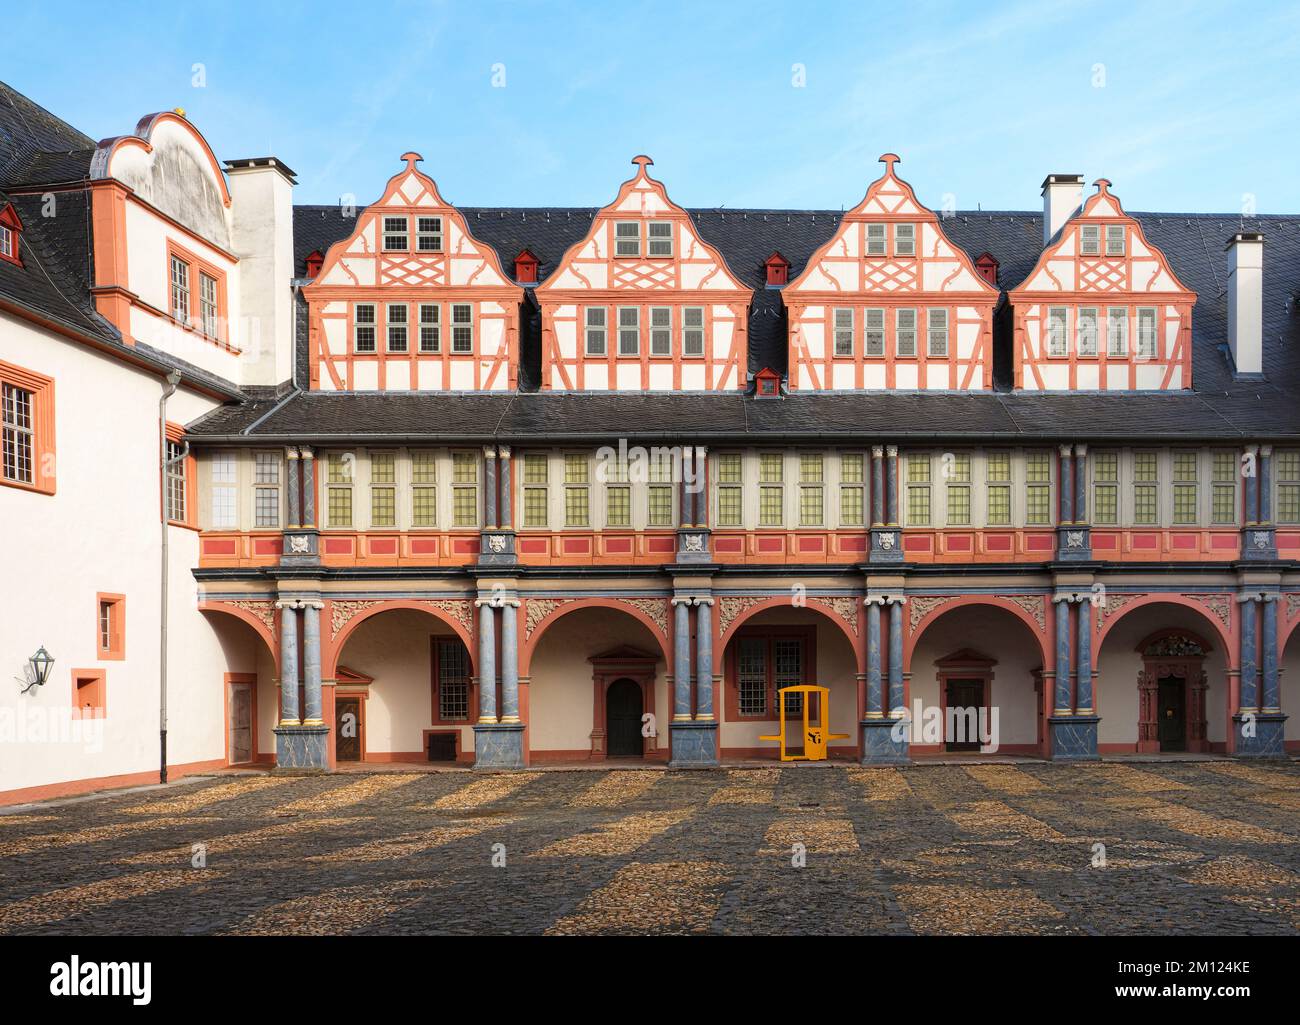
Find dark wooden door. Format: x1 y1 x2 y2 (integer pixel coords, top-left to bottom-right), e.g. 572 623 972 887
606 678 644 757
229 684 252 764
336 697 362 761
1157 677 1186 751
945 678 985 752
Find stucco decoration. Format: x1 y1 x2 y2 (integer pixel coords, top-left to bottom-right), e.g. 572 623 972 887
996 594 1047 632
717 596 769 636
525 598 573 640
908 594 956 633
1185 593 1232 634
619 597 669 637
330 599 384 638
812 596 860 636
223 599 276 632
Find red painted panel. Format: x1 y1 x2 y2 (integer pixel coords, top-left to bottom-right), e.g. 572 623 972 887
798 536 824 553
562 538 591 555
324 538 353 554
714 538 743 553
904 535 932 553
1278 533 1300 550
452 539 478 554
369 538 398 555
1091 532 1118 550
605 538 633 554
647 537 675 553
945 534 973 552
841 536 867 552
252 538 282 556
202 539 237 555
984 534 1012 552
1171 534 1197 551
519 539 548 554
1131 534 1159 550
757 537 783 553
410 539 439 554
1026 534 1054 551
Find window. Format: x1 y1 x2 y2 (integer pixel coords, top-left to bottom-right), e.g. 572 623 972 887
865 223 887 257
210 450 237 529
647 221 673 257
733 633 807 720
833 308 854 357
907 454 931 526
864 309 885 357
169 254 190 322
199 272 219 339
165 438 188 523
618 307 640 356
451 304 473 354
370 451 396 527
1212 451 1237 525
945 453 971 525
1105 224 1126 256
1078 307 1099 357
254 451 280 528
1137 307 1158 360
585 307 607 356
604 455 631 528
1107 308 1128 357
1277 451 1300 524
647 451 674 527
737 637 769 717
327 453 354 527
840 453 865 526
895 223 916 257
386 304 408 353
1133 452 1159 525
72 670 106 719
1172 451 1198 525
417 216 443 253
2 382 34 485
987 452 1011 526
383 216 408 251
451 451 479 528
759 453 784 527
97 595 125 660
412 450 438 527
896 309 917 357
419 304 440 353
1093 451 1119 525
0 224 13 262
1047 307 1068 358
615 221 640 257
799 453 824 526
682 307 704 357
1025 451 1052 525
522 453 548 528
564 453 589 527
1080 224 1100 256
717 453 743 527
435 638 470 721
649 307 672 356
927 309 949 358
355 304 377 353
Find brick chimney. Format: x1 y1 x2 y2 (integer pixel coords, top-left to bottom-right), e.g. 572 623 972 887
1041 174 1083 246
1226 232 1264 376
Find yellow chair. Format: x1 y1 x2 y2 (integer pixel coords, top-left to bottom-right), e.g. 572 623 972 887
759 685 850 761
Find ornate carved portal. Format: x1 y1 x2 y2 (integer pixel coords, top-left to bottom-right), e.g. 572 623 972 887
588 647 659 761
1135 631 1209 753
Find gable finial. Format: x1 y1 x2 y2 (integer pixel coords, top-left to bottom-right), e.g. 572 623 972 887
631 154 654 174
1093 178 1112 195
401 152 424 171
878 153 901 175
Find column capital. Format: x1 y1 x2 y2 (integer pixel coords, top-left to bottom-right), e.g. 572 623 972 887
303 600 324 610
1052 592 1084 604
1074 443 1087 457
286 447 300 460
1260 444 1273 457
274 599 303 610
1058 444 1073 457
872 445 884 458
483 446 497 459
885 445 898 458
691 596 715 606
300 447 315 460
499 444 511 459
1245 443 1259 455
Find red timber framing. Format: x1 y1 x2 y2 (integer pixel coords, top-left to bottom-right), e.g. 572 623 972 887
534 156 751 392
1008 179 1196 391
783 154 999 391
303 153 523 393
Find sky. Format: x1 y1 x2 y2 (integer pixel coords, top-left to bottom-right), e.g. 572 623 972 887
6 0 1300 214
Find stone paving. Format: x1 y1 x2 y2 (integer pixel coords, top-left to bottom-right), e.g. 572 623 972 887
1 761 1298 935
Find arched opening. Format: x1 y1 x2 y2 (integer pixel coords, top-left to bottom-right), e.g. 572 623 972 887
1277 613 1300 754
200 607 278 767
1096 601 1230 754
907 603 1048 757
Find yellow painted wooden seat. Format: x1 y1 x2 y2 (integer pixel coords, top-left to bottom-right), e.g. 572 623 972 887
759 685 850 761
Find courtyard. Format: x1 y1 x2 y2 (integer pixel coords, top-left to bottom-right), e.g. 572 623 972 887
1 761 1298 936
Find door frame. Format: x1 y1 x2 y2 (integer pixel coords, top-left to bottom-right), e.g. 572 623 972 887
224 672 257 766
1135 629 1210 753
936 649 997 752
588 647 660 760
334 690 368 763
604 677 647 758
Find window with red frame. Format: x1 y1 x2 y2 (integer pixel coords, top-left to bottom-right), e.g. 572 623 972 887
730 629 811 720
432 636 472 722
0 203 22 265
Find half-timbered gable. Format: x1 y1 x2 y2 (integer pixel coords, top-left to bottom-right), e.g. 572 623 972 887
1008 179 1196 391
783 154 999 391
304 153 523 392
534 156 751 391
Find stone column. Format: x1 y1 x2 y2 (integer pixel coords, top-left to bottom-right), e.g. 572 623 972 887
500 599 521 723
483 447 498 529
871 446 884 526
694 598 714 720
276 600 300 725
1259 445 1273 525
887 598 905 716
1239 594 1258 712
861 592 908 765
1052 596 1072 715
286 448 301 529
477 599 498 723
1058 445 1074 525
672 597 692 721
885 446 899 526
1262 595 1280 712
865 598 883 717
499 446 513 529
1076 597 1093 714
302 601 324 725
300 448 316 528
694 446 708 528
1073 444 1088 524
1244 446 1259 524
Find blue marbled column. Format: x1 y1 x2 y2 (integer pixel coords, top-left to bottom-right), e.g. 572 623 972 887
1074 445 1087 523
1259 446 1273 525
673 599 692 720
483 448 498 529
885 447 899 525
1262 597 1280 711
887 600 904 715
477 601 498 723
278 602 300 725
1076 598 1093 713
1244 446 1259 523
1239 596 1258 712
1059 446 1074 525
286 448 301 529
300 449 316 527
302 602 323 725
695 600 714 719
499 447 513 529
500 601 520 722
871 447 885 526
865 600 882 716
1053 598 1072 713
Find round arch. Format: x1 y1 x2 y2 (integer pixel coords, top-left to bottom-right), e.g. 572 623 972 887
326 600 476 679
1095 595 1232 658
199 601 278 666
905 596 1050 671
521 597 671 677
1278 597 1300 653
715 596 863 676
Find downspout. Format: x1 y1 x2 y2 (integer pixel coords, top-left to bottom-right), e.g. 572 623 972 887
159 369 185 784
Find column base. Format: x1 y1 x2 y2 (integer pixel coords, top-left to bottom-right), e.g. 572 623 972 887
1049 715 1100 761
668 721 718 767
273 725 329 771
860 718 910 764
473 723 526 769
1233 712 1288 758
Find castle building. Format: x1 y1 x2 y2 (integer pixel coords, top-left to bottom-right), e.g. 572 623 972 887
2 80 1298 802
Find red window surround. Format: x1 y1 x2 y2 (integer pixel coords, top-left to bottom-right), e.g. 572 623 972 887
96 593 126 660
514 248 539 284
0 203 23 266
0 359 56 495
764 251 789 287
72 669 106 718
166 239 233 349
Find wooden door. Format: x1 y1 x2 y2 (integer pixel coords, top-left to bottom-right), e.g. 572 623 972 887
336 696 362 761
229 683 252 764
605 678 644 757
1157 677 1186 751
945 678 985 752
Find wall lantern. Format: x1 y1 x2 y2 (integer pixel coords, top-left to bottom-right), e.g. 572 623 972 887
23 645 54 693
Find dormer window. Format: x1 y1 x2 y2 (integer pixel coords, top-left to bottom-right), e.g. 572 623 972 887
615 221 640 257
304 249 324 279
0 204 21 266
417 216 443 252
1105 224 1126 256
866 223 887 256
974 252 999 287
764 251 790 287
647 221 673 257
382 216 409 251
514 248 539 284
1080 224 1100 256
894 223 916 257
754 367 781 398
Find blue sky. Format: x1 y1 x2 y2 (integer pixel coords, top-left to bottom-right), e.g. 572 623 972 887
8 0 1300 213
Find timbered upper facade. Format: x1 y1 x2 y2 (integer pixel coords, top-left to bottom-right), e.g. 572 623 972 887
1008 179 1196 391
534 156 752 392
783 155 999 391
303 154 523 392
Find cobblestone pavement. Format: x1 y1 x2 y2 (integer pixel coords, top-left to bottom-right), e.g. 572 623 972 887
2 761 1299 935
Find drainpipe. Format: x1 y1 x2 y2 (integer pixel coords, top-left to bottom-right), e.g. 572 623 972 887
159 370 185 784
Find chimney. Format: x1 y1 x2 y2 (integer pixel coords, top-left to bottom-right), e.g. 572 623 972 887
225 157 297 387
1226 232 1264 376
1041 174 1083 246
